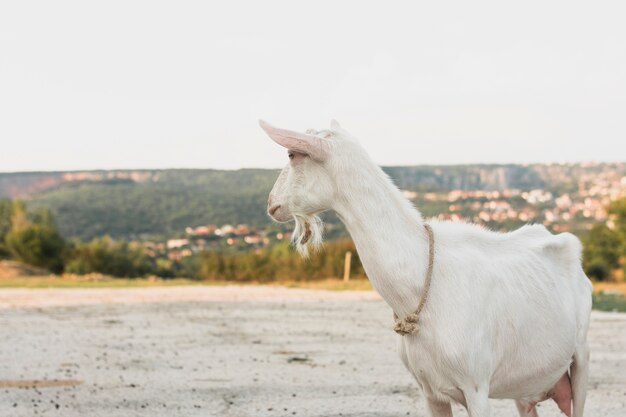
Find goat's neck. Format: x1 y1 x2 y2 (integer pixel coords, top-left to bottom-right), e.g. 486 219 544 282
332 163 429 316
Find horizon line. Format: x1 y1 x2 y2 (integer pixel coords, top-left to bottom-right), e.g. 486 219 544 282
1 160 625 176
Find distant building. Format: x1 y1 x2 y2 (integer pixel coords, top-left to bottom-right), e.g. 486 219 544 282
244 235 261 244
234 224 250 235
167 239 189 249
215 224 234 236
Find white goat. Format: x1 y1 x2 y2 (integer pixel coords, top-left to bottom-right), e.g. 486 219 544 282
260 120 592 417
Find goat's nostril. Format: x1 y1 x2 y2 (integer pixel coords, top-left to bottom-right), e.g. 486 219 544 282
268 204 281 216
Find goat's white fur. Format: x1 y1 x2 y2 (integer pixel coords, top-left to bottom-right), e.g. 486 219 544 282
261 120 592 417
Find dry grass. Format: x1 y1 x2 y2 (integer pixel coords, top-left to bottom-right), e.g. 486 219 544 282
282 278 373 291
592 281 626 295
0 275 373 291
1 275 623 297
1 274 623 293
0 275 202 288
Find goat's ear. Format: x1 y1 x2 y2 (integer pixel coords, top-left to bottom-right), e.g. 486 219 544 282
330 119 341 130
259 120 331 162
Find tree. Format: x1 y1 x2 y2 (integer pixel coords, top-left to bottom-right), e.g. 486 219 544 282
10 200 30 231
2 200 65 273
583 223 621 281
0 199 12 258
5 224 65 273
608 197 626 278
609 198 626 249
580 197 626 281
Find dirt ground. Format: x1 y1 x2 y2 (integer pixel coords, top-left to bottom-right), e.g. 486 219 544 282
0 286 624 417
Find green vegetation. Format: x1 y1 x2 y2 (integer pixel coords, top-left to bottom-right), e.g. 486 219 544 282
1 199 65 273
190 239 364 282
0 199 12 258
27 169 279 240
582 224 622 281
64 237 156 278
592 293 626 313
0 198 364 281
0 199 158 278
582 198 626 281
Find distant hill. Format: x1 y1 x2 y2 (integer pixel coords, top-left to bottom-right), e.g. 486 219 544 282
0 163 623 240
1 169 279 240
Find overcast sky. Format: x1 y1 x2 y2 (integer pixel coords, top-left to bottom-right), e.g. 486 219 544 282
1 1 625 172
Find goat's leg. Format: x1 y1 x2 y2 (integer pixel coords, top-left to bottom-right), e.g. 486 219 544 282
425 397 452 417
463 386 491 417
514 399 539 417
571 342 590 417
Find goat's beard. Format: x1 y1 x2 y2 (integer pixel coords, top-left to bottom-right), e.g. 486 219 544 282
291 214 324 258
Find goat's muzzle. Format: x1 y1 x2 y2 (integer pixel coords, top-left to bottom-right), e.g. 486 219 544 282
268 204 281 216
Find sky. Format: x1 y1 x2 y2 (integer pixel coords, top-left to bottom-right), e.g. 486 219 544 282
1 1 625 172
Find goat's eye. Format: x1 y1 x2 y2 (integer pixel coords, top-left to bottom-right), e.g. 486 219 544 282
288 152 294 160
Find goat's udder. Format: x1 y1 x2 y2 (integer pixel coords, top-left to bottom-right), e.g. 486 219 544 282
550 372 572 417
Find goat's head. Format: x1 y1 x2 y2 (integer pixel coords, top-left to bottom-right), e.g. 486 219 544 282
260 119 349 256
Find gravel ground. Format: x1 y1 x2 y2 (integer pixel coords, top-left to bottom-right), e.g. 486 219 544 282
0 286 624 417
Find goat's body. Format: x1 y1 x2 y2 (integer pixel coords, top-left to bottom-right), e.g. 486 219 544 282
396 221 592 413
261 120 592 416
